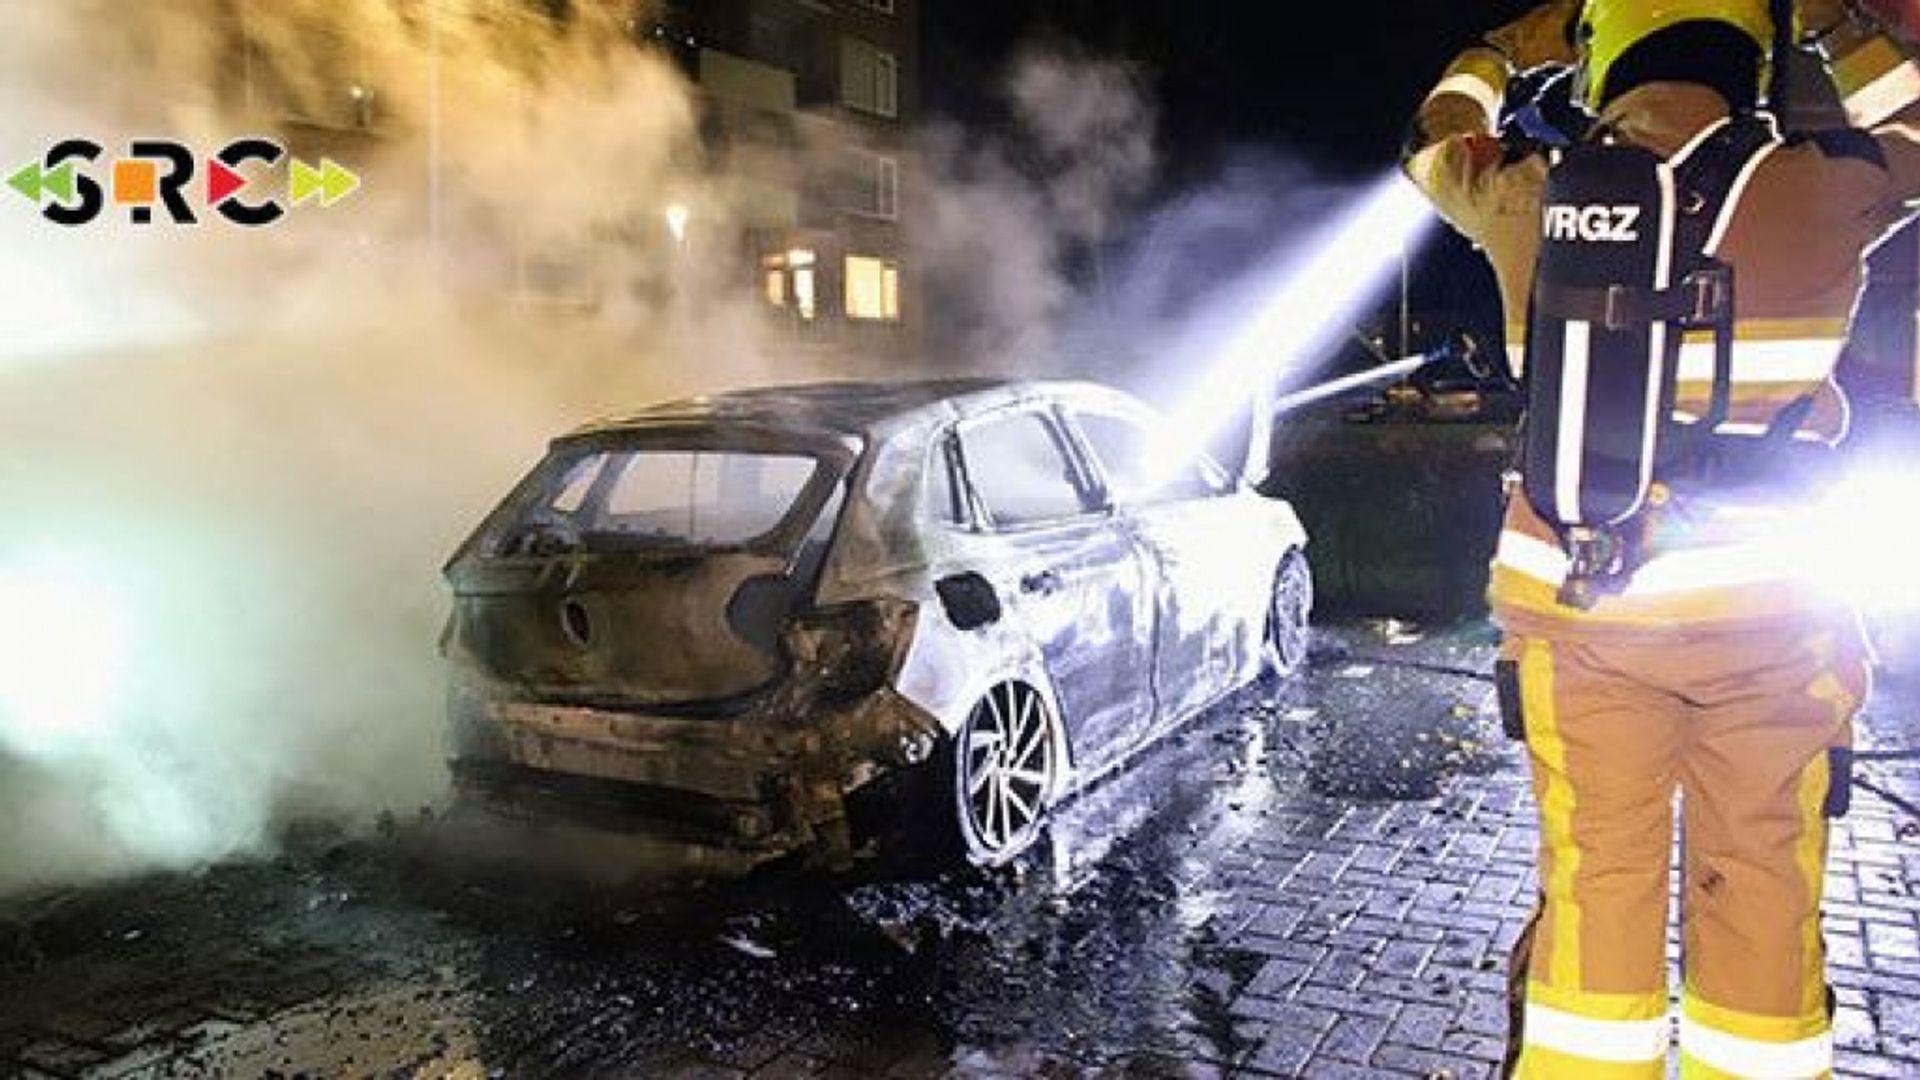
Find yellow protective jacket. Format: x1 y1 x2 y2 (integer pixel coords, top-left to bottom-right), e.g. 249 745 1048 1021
1405 29 1920 643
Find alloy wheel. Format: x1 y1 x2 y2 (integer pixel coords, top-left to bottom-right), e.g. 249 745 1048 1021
956 682 1057 864
1267 551 1313 677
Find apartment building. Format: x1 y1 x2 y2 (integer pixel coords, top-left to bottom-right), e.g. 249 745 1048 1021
655 0 922 363
215 0 923 365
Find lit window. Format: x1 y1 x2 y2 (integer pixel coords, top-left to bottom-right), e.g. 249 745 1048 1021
840 38 898 118
846 255 900 322
763 250 817 320
792 250 818 321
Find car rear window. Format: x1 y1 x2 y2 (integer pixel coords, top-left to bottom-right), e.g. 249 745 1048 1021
490 449 821 555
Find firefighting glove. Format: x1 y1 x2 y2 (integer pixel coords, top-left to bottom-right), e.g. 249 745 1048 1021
1485 0 1582 72
1507 67 1594 146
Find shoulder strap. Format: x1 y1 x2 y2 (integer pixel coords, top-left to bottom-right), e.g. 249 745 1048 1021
1669 114 1780 432
1669 113 1780 264
1529 119 1775 333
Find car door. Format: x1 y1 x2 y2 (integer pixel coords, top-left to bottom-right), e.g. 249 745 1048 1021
947 406 1156 773
1066 406 1251 728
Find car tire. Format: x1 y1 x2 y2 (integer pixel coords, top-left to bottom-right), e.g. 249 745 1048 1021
1264 549 1314 679
932 681 1061 868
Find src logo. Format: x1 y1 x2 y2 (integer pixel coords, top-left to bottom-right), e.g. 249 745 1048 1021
1543 203 1643 243
7 137 361 228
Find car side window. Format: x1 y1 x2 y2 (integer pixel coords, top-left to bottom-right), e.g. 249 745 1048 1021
1074 411 1231 505
959 411 1095 529
925 433 968 526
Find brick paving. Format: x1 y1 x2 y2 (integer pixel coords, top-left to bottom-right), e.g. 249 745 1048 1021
1205 788 1530 1078
1188 688 1920 1078
701 681 1920 1079
3 652 1918 1077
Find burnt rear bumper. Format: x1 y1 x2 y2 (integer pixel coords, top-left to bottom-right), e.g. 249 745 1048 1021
447 686 941 862
448 759 807 873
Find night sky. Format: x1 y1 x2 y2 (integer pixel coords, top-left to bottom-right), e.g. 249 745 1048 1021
923 1 1543 177
921 2 1550 341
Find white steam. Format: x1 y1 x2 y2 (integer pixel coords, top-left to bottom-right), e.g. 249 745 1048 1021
919 49 1158 370
0 1 811 893
0 5 1175 895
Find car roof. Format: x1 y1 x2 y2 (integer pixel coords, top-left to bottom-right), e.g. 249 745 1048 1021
565 377 1144 443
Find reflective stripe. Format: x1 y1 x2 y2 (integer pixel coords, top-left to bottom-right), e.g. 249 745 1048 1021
1674 418 1835 440
1848 60 1920 126
1525 1003 1671 1064
1519 646 1583 991
1638 166 1678 505
1698 319 1852 343
1507 324 1529 378
1679 1016 1831 1078
1653 154 1679 289
1643 546 1781 593
1632 543 1797 595
1671 116 1733 167
1498 530 1572 586
1556 321 1593 523
1836 37 1920 126
1793 744 1832 1020
1491 561 1819 628
1639 321 1667 498
1705 142 1777 256
1674 339 1842 384
1428 71 1504 123
1670 378 1849 441
1495 530 1802 595
1669 418 1832 442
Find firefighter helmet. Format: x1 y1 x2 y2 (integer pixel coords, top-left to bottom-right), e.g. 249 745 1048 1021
1576 0 1783 109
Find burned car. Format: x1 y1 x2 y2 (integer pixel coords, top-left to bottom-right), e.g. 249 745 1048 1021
443 379 1311 868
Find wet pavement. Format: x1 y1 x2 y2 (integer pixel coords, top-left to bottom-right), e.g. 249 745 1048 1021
4 621 1920 1078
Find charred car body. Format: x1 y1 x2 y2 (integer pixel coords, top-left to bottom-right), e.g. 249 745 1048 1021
443 379 1311 868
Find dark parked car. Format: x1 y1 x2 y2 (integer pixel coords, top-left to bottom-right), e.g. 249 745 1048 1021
442 379 1311 868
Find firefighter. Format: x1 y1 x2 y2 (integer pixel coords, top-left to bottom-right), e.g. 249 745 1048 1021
1404 1 1920 1075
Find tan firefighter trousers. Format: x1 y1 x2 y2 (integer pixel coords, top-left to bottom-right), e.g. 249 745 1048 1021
1503 622 1870 1078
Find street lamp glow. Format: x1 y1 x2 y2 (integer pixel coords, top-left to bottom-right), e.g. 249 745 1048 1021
0 557 131 759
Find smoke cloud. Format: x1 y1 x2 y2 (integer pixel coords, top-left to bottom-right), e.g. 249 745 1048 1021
915 54 1419 417
919 48 1159 371
0 3 1184 895
0 0 825 894
0 2 1386 896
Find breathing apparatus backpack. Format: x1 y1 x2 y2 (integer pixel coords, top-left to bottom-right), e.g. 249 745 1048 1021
1520 114 1780 609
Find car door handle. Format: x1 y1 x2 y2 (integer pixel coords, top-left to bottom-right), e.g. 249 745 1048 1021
1021 569 1064 595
